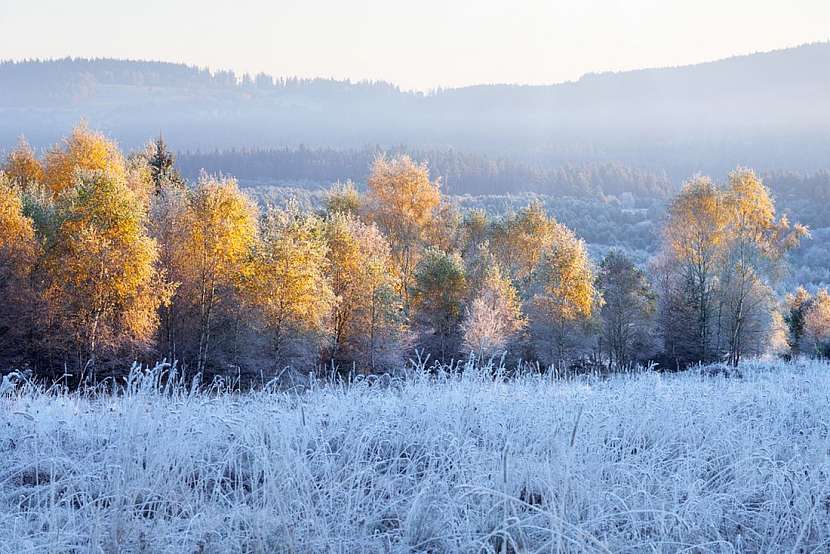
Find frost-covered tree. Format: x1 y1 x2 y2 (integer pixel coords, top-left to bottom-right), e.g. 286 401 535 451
489 201 556 294
784 286 814 356
597 251 656 369
412 248 467 363
324 180 361 216
661 176 727 363
717 168 806 365
803 289 830 358
324 212 405 371
148 182 189 363
528 223 597 366
364 155 441 307
461 263 524 361
145 135 185 194
174 176 258 374
41 169 169 373
3 137 43 190
0 174 40 364
658 169 805 366
242 205 333 370
43 123 127 194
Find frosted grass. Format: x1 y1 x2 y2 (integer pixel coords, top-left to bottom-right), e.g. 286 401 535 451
2 359 830 552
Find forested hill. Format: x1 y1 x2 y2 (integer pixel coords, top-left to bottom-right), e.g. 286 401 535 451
2 42 830 178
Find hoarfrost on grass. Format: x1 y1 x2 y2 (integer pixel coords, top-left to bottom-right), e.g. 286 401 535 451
1 359 830 552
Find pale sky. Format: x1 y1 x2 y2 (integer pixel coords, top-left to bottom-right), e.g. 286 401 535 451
1 0 828 91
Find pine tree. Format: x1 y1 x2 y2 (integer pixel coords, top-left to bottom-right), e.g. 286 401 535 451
146 135 185 194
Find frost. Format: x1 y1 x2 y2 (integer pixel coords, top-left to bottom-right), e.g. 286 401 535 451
1 360 829 552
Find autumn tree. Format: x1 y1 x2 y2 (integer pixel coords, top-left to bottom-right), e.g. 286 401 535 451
803 289 830 358
658 169 806 366
767 309 792 358
717 168 806 365
325 180 361 216
460 209 489 258
661 176 727 363
425 201 464 254
490 201 556 293
597 251 656 369
3 137 43 190
528 223 598 366
411 248 468 363
173 176 258 373
324 212 405 371
0 174 40 364
148 182 190 362
40 169 168 374
43 123 127 195
364 155 441 307
461 261 525 361
241 205 333 369
784 286 814 356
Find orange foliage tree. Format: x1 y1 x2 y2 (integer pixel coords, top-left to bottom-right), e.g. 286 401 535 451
3 137 44 190
364 155 441 307
43 123 127 195
41 169 168 374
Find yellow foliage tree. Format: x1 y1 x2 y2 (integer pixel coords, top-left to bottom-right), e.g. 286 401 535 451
42 169 167 373
325 212 403 371
3 137 43 190
43 123 127 195
662 176 728 361
242 205 333 367
530 223 597 365
364 155 441 306
0 174 40 361
490 201 556 292
718 168 807 364
325 181 361 216
660 169 806 365
804 289 830 358
175 176 258 373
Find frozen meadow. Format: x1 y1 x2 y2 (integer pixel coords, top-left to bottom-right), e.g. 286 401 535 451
2 360 830 553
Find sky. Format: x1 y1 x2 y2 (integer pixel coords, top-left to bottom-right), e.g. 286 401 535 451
1 0 829 91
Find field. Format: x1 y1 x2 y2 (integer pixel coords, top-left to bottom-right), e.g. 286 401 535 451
2 360 830 553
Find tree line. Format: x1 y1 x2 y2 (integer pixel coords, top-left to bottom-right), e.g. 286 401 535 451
1 125 828 383
176 147 675 198
0 58 404 106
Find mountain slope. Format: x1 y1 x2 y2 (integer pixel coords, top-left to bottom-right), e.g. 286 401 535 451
2 43 830 176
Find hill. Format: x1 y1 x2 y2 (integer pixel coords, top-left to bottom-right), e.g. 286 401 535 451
2 43 830 177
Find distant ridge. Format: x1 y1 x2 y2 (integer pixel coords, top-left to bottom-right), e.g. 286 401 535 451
2 42 830 177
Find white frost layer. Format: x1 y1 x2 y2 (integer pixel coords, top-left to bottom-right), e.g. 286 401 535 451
2 360 829 552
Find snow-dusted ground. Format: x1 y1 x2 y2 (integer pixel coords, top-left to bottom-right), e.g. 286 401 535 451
2 360 830 553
